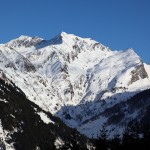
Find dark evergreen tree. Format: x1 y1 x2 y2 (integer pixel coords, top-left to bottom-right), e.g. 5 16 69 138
110 133 121 150
121 124 141 150
142 124 150 150
95 124 108 150
121 127 131 149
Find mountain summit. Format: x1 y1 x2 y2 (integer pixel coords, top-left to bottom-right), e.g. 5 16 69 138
6 35 43 48
0 32 150 139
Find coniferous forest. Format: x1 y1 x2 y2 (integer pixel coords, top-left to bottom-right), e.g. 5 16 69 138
93 122 150 150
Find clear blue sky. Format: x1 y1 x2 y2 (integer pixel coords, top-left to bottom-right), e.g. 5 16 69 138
0 0 150 63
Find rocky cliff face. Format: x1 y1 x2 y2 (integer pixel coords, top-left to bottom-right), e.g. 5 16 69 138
129 64 148 84
0 32 150 138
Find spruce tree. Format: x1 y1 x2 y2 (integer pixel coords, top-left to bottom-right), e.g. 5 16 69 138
110 132 121 150
96 123 108 150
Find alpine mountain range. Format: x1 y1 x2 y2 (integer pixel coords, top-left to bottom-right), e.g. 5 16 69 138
0 32 150 149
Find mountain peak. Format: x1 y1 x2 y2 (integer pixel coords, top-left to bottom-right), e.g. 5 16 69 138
18 35 33 40
127 48 134 52
6 35 43 48
125 48 140 58
59 31 69 36
58 31 76 40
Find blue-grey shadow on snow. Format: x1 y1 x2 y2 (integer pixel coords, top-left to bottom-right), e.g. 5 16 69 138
55 89 150 131
35 33 63 49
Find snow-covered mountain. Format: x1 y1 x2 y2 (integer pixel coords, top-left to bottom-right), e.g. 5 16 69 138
0 32 150 138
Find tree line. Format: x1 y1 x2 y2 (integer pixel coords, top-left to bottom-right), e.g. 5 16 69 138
94 122 150 150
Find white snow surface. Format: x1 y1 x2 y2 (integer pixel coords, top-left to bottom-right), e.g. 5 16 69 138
54 137 65 149
37 112 55 124
0 32 150 138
